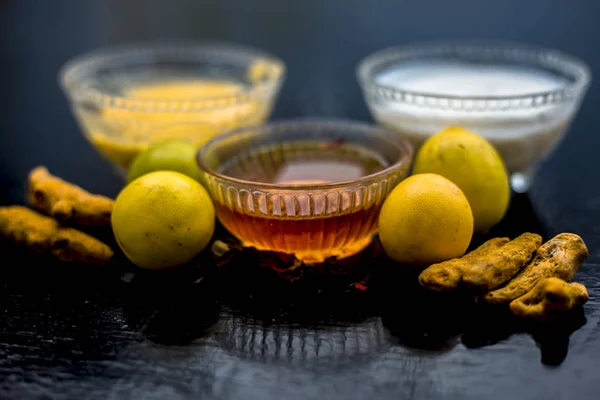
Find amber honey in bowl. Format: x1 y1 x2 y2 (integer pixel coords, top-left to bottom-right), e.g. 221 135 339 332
198 119 413 263
215 143 390 261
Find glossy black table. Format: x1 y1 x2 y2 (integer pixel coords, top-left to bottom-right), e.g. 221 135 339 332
1 135 600 397
2 176 600 400
3 1 600 399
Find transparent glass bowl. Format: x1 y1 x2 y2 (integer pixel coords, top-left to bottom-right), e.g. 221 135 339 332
59 41 286 173
197 119 413 262
357 41 591 192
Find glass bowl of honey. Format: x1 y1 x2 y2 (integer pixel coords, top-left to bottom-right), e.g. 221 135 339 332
197 119 413 263
59 41 286 174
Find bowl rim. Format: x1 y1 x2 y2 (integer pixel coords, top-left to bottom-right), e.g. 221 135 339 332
58 41 286 113
196 117 414 191
356 40 592 109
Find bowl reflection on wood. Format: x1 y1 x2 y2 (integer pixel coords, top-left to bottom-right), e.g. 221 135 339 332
197 119 413 263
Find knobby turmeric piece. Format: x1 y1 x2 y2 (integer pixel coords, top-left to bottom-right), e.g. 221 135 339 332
462 232 542 292
0 206 113 265
419 237 510 292
28 166 114 226
485 233 588 305
510 277 588 321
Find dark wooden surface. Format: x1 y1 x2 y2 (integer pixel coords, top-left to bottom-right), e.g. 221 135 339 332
2 1 600 399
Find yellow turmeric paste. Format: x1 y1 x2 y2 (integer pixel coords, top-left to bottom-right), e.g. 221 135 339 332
80 79 270 169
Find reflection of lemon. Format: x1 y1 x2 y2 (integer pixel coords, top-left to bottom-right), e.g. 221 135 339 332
112 171 215 269
413 127 510 232
127 140 207 183
378 173 474 265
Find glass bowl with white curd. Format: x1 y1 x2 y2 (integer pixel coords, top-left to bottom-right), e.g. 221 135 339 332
357 41 591 192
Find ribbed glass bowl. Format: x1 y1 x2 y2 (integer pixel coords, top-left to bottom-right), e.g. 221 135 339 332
197 119 413 262
357 41 591 192
59 42 286 174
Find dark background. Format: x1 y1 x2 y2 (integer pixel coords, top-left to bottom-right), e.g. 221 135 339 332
2 1 600 399
2 0 600 205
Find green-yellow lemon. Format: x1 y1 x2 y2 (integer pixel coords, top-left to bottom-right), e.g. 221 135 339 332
127 139 206 183
412 127 510 232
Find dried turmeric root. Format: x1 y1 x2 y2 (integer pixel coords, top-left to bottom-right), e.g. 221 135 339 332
462 232 542 292
419 237 510 292
510 277 588 321
28 166 114 227
0 206 113 265
484 233 588 305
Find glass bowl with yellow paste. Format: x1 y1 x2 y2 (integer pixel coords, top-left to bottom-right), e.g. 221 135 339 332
59 42 286 173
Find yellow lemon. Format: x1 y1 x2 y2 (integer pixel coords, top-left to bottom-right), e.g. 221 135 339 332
413 127 510 232
112 171 215 269
378 173 474 265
